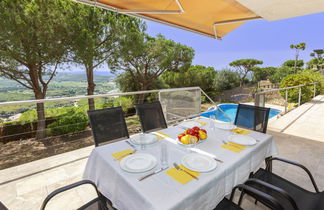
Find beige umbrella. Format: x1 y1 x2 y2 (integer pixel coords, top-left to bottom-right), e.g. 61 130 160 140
73 0 324 39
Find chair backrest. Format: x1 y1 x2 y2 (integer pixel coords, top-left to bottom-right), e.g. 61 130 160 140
230 183 285 210
135 101 167 133
0 202 8 210
234 104 270 133
40 180 108 210
88 107 129 147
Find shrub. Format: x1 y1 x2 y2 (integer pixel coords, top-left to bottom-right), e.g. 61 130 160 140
102 96 133 113
213 70 240 92
47 110 88 136
279 70 322 104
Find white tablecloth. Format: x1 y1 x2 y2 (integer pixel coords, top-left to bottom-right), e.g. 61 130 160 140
83 118 277 210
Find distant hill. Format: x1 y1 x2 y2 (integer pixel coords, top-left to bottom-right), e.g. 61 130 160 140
0 72 116 90
54 72 115 83
0 72 117 103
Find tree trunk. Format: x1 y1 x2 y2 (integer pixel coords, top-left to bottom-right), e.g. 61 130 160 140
34 91 46 140
86 66 96 111
294 52 299 74
138 83 148 104
240 79 244 87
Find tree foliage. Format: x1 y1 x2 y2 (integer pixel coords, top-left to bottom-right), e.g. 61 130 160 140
162 65 216 92
229 59 263 87
0 0 72 139
282 60 304 68
269 66 294 84
108 34 194 102
252 67 277 82
212 70 240 92
69 4 143 110
307 49 324 70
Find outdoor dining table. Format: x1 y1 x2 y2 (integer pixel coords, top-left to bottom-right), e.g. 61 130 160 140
83 117 277 210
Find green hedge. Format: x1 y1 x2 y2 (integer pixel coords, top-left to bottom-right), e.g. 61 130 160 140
102 96 133 113
279 70 322 104
47 110 88 136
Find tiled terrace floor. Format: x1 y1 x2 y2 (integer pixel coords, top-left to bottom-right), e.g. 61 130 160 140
269 95 324 142
1 129 324 210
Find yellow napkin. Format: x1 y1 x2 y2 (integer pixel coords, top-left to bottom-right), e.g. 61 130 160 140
221 142 246 153
196 120 207 126
153 132 170 140
165 165 200 184
231 128 251 135
112 149 134 160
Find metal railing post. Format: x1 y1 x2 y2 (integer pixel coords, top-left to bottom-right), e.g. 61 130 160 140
285 89 288 113
298 87 302 106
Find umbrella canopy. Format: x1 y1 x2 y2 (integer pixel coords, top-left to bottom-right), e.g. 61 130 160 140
74 0 324 39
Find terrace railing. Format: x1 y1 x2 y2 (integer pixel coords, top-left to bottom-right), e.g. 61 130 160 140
254 82 320 113
0 87 229 170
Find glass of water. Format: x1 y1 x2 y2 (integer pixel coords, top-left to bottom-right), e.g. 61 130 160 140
209 114 216 131
139 133 146 150
160 142 168 168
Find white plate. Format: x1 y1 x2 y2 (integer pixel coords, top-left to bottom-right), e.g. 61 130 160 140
214 122 237 130
181 153 217 173
129 134 158 145
179 121 201 129
120 153 157 173
226 135 257 146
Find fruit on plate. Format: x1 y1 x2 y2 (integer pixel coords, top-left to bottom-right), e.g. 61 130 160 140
178 126 207 144
198 130 207 140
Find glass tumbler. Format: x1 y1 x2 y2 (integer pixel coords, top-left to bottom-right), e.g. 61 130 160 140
160 142 168 168
209 114 216 131
139 133 146 150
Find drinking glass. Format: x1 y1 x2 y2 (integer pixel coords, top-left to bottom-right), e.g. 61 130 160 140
209 114 216 131
139 133 146 150
160 142 168 167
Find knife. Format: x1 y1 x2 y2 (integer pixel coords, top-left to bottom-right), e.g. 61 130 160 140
125 140 136 149
138 167 169 181
173 163 199 180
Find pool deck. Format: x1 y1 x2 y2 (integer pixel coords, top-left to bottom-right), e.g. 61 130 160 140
268 95 324 143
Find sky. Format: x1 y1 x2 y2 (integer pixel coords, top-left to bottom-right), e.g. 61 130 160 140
70 11 324 74
144 12 324 70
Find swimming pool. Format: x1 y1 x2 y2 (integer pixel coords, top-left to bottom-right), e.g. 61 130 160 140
200 104 281 123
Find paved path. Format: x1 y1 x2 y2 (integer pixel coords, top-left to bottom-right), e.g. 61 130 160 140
269 95 324 143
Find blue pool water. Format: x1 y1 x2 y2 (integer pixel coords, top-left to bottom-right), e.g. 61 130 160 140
200 104 281 123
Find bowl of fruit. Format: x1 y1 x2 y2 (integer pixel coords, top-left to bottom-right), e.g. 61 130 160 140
177 126 207 147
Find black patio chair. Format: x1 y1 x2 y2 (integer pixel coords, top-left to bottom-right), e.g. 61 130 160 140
40 180 109 210
0 202 8 210
88 107 129 147
234 104 270 133
135 101 167 133
249 157 323 210
214 181 285 210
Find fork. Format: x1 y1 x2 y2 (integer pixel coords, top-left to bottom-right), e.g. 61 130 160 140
173 163 199 180
222 140 244 150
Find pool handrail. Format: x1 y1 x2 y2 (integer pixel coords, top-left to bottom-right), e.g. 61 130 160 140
199 88 232 122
